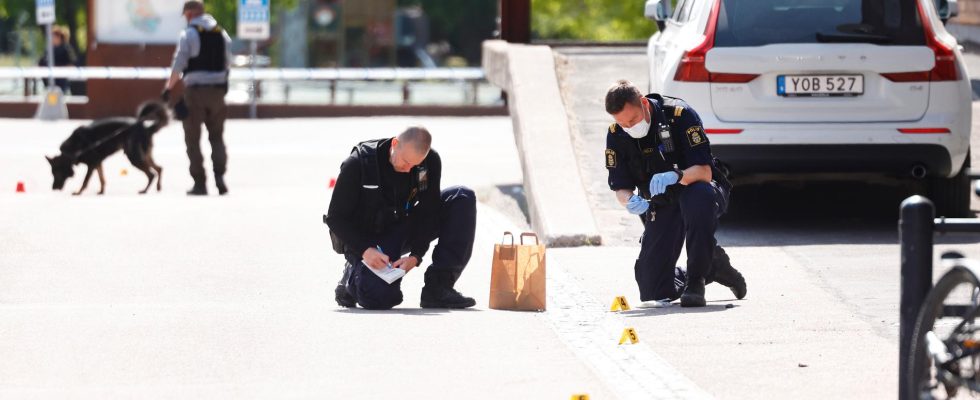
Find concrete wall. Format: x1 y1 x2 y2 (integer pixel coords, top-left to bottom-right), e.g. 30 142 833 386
482 40 601 247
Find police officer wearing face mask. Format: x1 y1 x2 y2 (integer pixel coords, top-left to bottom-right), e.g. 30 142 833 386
604 80 746 307
325 126 478 310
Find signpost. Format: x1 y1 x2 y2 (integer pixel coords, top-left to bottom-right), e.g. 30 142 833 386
238 0 270 119
35 0 67 121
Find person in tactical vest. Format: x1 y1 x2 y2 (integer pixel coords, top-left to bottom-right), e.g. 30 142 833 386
163 0 233 196
604 80 747 307
325 127 478 310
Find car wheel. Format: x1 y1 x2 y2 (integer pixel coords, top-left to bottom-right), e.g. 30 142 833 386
928 152 971 218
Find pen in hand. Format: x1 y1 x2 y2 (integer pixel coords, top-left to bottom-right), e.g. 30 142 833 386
376 245 393 268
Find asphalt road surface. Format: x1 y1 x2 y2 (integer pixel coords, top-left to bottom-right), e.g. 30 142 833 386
4 47 980 399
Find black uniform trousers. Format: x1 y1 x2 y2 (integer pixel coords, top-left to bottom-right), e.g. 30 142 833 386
342 186 477 310
635 181 728 302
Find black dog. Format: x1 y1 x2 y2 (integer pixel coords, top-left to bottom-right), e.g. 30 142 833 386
47 101 170 195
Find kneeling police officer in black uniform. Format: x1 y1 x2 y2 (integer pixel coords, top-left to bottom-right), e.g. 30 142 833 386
604 80 747 307
325 127 477 310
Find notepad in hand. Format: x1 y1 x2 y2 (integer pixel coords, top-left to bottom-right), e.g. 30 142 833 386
362 260 406 284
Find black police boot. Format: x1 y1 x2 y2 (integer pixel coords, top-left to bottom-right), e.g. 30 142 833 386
334 263 356 308
420 286 476 309
215 176 228 196
680 278 707 308
187 182 207 196
711 246 747 300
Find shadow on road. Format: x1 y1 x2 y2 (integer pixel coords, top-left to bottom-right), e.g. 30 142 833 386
622 302 737 317
719 181 980 247
335 307 483 316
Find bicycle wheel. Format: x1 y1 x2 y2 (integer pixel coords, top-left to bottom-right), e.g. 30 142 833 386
909 264 980 399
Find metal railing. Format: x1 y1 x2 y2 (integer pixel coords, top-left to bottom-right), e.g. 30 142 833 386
0 67 496 110
0 66 485 81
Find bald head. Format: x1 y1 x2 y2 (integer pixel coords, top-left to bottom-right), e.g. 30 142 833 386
398 126 431 154
389 126 432 173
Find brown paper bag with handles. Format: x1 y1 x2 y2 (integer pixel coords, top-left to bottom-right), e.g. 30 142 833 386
489 232 546 311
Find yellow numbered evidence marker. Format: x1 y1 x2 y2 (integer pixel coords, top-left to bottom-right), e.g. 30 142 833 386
619 327 639 345
610 295 631 311
571 395 590 400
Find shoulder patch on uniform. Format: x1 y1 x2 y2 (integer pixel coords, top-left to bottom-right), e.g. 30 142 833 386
674 106 684 117
686 126 707 147
605 149 617 168
609 123 617 134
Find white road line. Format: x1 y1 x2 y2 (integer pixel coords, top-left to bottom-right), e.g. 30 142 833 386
541 263 714 400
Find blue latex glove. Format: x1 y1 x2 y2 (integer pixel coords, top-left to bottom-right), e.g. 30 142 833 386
649 171 680 196
625 194 650 215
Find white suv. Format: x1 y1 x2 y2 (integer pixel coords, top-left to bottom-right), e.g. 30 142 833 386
645 0 973 216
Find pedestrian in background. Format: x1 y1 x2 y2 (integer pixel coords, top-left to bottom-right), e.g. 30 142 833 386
37 25 77 94
163 0 232 196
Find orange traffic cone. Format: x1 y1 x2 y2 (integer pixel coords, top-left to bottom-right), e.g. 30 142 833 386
329 178 337 188
15 181 25 193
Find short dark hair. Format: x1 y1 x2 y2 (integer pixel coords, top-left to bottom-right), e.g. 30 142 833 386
183 1 205 14
398 126 432 154
605 80 643 114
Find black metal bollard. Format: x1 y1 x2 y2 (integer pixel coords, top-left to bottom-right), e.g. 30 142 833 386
898 195 935 400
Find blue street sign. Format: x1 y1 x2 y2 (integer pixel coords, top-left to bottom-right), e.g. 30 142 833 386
36 0 56 25
238 0 271 40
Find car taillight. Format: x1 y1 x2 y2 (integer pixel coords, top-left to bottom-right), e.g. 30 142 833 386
710 73 759 84
898 128 950 134
674 0 758 83
881 1 959 82
705 128 743 134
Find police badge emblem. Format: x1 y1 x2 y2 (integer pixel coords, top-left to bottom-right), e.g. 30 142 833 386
605 149 617 168
686 126 707 147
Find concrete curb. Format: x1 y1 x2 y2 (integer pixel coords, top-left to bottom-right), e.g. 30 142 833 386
482 40 602 247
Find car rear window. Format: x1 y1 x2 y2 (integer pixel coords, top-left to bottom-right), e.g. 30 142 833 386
714 0 926 47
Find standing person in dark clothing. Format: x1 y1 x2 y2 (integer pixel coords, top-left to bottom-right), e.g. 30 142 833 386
38 26 77 94
325 127 478 310
162 0 233 196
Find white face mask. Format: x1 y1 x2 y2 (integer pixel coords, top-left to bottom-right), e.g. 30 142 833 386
622 101 651 139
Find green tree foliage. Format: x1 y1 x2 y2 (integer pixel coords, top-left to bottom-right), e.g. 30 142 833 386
531 0 658 41
397 0 497 64
0 0 35 20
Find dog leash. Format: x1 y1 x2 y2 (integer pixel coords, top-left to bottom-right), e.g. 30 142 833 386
68 113 157 160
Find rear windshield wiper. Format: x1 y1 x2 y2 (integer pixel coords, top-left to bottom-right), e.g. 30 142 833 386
817 24 894 44
816 31 894 44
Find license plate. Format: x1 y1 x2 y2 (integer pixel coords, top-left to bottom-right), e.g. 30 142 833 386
777 74 863 97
